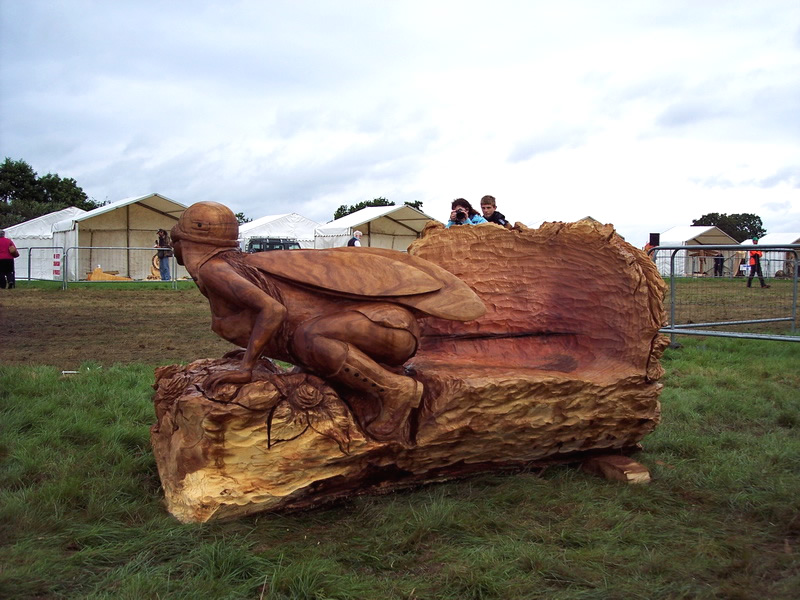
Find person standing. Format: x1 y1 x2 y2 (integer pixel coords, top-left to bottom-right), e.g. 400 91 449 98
155 229 173 281
479 195 511 229
0 229 19 289
446 199 487 228
713 251 724 277
746 238 770 288
347 230 363 247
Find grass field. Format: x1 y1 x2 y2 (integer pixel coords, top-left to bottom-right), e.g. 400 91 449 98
1 283 799 599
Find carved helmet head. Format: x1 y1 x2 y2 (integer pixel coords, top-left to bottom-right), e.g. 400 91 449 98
172 201 239 247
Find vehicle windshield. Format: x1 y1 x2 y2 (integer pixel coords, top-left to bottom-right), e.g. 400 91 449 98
247 239 301 252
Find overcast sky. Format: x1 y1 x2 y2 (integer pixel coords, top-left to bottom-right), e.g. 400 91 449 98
2 0 798 247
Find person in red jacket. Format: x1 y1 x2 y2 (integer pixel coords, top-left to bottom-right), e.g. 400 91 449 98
746 238 770 288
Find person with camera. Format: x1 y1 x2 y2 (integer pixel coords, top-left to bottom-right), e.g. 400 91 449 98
446 198 487 228
155 228 174 281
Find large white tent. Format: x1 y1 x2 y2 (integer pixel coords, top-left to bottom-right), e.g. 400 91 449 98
4 207 87 280
238 213 319 249
654 225 739 277
740 233 800 277
314 205 434 250
52 193 187 281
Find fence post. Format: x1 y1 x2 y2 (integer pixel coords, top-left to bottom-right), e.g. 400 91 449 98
792 250 798 334
669 249 678 346
62 247 69 290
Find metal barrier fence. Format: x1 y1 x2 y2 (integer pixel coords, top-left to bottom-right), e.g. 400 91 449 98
59 246 187 289
650 244 799 343
7 246 63 282
11 246 187 286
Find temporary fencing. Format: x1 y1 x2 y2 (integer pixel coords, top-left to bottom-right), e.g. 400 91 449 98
57 246 187 288
10 246 66 281
650 244 799 344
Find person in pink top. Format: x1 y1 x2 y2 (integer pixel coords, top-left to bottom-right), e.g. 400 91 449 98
0 229 19 288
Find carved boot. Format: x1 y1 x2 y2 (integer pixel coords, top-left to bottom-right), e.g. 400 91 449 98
335 349 423 442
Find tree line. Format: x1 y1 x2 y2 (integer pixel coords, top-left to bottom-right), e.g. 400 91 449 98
691 212 766 243
333 198 424 220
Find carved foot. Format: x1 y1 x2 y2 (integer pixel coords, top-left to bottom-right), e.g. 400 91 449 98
365 378 423 444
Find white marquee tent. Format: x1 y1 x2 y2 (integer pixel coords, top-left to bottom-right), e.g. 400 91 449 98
4 206 87 280
52 193 187 281
238 213 319 250
314 205 435 250
654 225 739 277
740 233 800 277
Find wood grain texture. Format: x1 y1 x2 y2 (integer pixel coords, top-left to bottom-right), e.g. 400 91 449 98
151 219 668 522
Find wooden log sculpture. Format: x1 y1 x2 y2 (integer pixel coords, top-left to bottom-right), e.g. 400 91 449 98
151 203 668 523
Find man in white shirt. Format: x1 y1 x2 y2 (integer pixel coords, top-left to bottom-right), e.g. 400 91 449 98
347 231 363 247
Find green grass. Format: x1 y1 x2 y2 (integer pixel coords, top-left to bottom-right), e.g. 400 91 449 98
2 338 799 599
13 280 197 291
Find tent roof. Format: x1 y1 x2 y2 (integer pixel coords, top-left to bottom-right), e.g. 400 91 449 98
659 225 738 245
239 212 319 239
315 205 434 236
52 193 186 232
740 233 800 245
4 206 87 238
239 213 291 233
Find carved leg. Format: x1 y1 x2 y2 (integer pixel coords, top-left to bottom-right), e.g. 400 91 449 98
292 306 423 441
332 346 423 441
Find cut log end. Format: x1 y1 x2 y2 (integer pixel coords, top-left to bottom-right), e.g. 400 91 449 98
581 455 652 484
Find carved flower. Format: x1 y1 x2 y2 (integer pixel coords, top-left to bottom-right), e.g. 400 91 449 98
267 375 353 454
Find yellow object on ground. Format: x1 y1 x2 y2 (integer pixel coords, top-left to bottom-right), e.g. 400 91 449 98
86 267 132 281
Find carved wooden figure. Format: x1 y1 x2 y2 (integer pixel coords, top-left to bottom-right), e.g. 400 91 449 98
168 201 485 442
152 205 667 523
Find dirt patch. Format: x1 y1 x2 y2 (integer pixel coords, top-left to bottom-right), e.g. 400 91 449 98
0 286 232 369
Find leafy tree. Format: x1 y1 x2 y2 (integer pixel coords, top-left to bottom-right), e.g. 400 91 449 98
333 197 394 220
404 200 424 211
692 212 766 243
0 158 100 228
39 173 93 208
0 158 42 205
234 212 252 225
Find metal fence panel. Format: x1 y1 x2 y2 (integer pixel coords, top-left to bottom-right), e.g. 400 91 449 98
650 244 799 343
61 246 188 288
8 246 66 281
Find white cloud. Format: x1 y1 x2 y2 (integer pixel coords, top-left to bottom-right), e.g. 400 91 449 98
1 0 798 246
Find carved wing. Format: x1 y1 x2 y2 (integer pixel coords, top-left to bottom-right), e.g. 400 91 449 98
327 247 486 321
244 247 486 321
245 249 443 297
